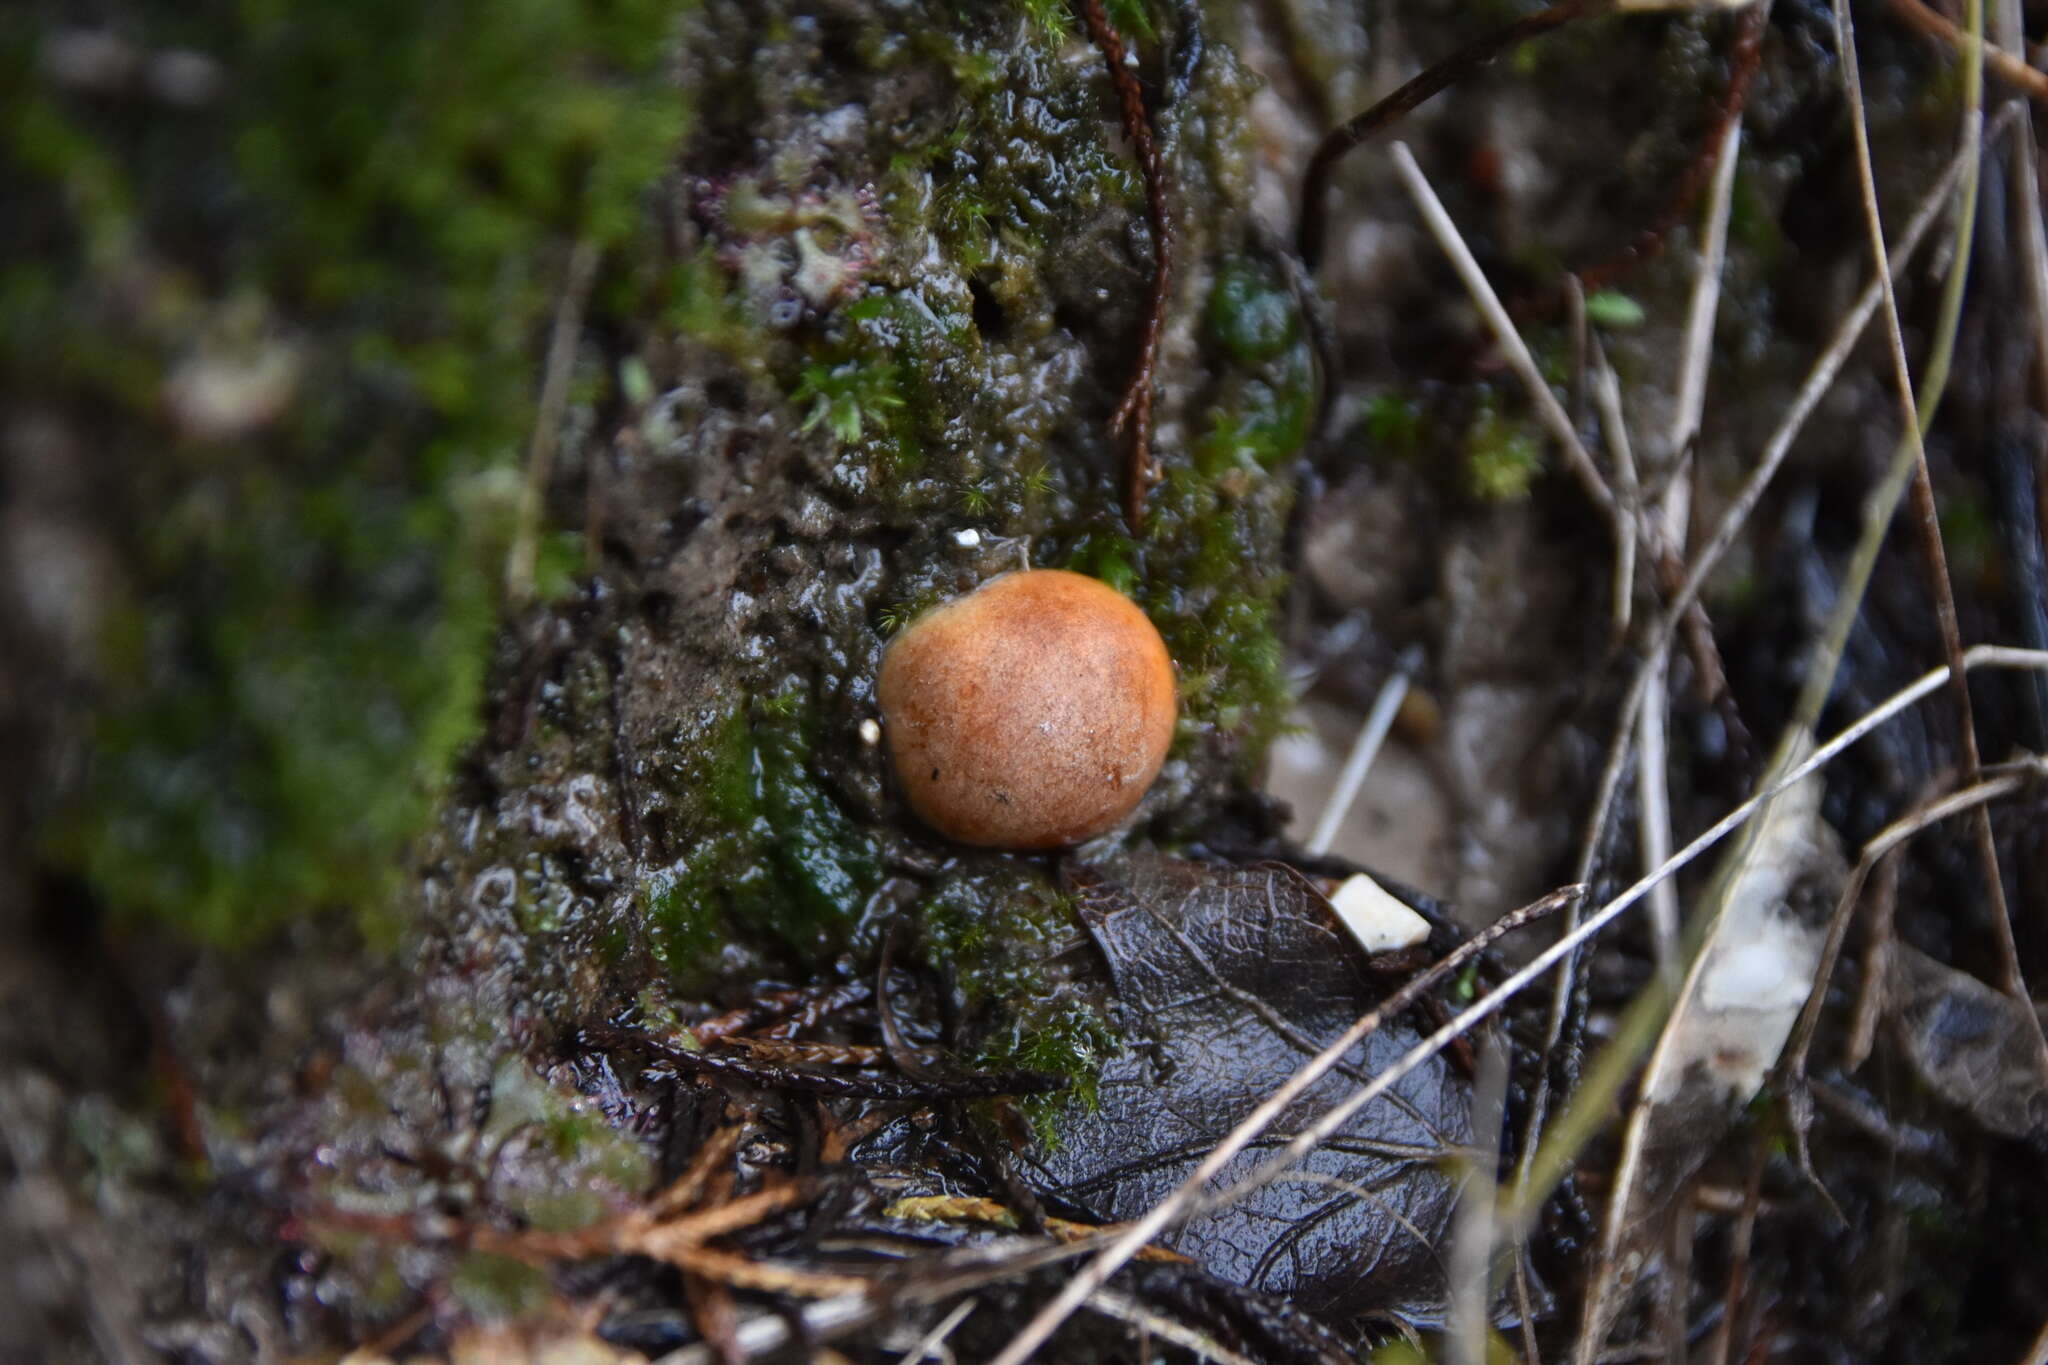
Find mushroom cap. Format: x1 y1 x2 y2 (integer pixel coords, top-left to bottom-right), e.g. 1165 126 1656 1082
878 568 1176 849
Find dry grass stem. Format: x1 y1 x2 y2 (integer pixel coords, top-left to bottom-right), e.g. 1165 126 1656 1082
1700 1140 1767 1365
1781 761 2043 1143
1635 650 1680 979
1512 648 2048 1241
1667 116 1743 460
1837 0 2044 1068
1449 1041 1510 1365
1508 117 1975 1187
507 238 601 607
2024 1312 2048 1365
1593 348 1640 634
1844 845 1904 1071
1889 0 2048 104
1667 124 1984 638
895 1298 976 1365
1306 648 1417 855
1082 1289 1261 1365
1387 141 1619 527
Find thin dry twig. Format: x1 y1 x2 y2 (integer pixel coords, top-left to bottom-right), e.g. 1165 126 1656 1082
1512 659 2048 1260
1449 1041 1510 1365
1593 347 1640 635
1389 141 1618 527
1635 646 1681 979
507 237 601 607
1517 97 1766 1206
644 1235 1117 1365
885 1195 1188 1263
1888 0 2048 106
1306 647 1417 855
1235 653 2032 1209
1512 126 1984 1175
1780 761 2043 1187
1663 127 1983 633
652 1124 745 1218
1667 116 1743 461
683 1271 742 1365
1658 1187 1693 1365
1701 1137 1767 1365
1996 0 2048 410
1844 842 1903 1071
1083 1289 1263 1365
1571 115 2001 1324
1078 0 1172 531
895 1298 976 1365
667 1247 871 1300
991 60 2013 1365
1564 106 1753 1352
1578 2 1769 289
1636 105 1745 979
1836 0 2044 1060
1297 0 1594 267
2023 1311 2048 1365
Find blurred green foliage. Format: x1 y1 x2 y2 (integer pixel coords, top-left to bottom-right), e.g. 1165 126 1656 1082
2 0 689 942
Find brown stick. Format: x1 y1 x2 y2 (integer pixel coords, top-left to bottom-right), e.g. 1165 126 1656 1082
1842 0 2046 1059
1578 3 1768 291
1079 0 1173 531
1889 0 2048 104
1297 0 1592 270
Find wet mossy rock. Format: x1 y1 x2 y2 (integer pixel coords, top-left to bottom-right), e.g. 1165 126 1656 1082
9 0 1307 1107
425 0 1311 1044
9 0 1303 972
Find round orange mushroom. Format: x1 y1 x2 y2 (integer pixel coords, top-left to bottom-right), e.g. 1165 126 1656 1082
877 569 1176 849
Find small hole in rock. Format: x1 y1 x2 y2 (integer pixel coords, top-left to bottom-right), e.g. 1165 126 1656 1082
968 275 1008 342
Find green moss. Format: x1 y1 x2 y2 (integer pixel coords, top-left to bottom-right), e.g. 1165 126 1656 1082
1193 357 1314 479
1205 257 1301 367
876 589 943 637
921 866 1072 1003
1464 402 1545 502
903 37 1136 269
1063 532 1140 597
450 1251 553 1321
1015 0 1074 43
794 357 908 445
1938 485 1997 588
1117 258 1314 779
7 0 691 944
643 688 882 984
783 288 967 490
668 247 751 349
1584 290 1646 329
917 867 1117 1144
1103 0 1157 40
1361 390 1424 460
974 996 1120 1147
479 1057 652 1233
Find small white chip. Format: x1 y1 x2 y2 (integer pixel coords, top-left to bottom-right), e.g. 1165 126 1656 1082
952 528 982 548
1328 872 1430 954
858 718 882 746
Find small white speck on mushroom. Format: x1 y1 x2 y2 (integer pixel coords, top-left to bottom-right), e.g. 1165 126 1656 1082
858 717 882 746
